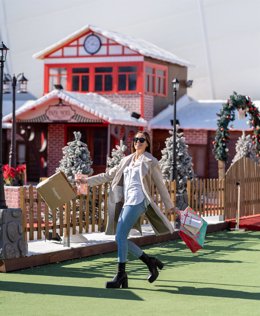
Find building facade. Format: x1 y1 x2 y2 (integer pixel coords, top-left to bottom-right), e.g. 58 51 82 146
3 25 191 182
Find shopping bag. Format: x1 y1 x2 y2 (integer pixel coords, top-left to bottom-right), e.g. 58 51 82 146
178 208 208 253
36 171 76 210
181 206 203 235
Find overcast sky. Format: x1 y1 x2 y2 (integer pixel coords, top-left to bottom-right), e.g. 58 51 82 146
1 0 260 101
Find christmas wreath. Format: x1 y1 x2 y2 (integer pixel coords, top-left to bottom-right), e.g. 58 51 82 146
213 91 260 161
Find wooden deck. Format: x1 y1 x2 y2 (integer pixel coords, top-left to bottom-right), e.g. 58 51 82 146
0 222 228 273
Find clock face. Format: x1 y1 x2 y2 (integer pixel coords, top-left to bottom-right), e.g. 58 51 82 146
83 34 102 54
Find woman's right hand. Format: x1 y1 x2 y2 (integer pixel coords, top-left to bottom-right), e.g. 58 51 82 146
75 174 88 195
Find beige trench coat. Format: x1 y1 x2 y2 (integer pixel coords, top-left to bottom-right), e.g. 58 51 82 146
85 152 175 236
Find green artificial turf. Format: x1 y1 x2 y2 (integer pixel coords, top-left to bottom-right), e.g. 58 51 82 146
1 230 260 316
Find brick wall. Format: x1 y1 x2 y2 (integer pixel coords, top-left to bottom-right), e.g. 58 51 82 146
48 124 65 176
143 94 154 121
4 186 21 208
104 94 141 115
183 129 208 145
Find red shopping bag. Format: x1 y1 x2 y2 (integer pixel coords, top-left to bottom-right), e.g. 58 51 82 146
179 230 203 253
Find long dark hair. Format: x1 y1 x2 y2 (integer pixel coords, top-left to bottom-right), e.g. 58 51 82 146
131 131 151 153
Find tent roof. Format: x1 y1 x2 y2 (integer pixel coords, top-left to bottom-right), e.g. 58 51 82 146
148 95 260 131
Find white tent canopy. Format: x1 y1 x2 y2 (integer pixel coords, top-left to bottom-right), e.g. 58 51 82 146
149 95 260 131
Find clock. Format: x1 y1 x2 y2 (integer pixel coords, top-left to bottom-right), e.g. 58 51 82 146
83 34 102 54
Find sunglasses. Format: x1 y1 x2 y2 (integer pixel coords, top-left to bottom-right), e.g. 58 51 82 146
133 137 146 143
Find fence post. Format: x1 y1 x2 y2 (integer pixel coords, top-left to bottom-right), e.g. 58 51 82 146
235 181 241 230
218 160 225 179
63 202 70 247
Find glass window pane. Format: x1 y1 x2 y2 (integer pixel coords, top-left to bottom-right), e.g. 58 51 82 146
128 74 137 90
95 67 112 73
105 75 113 91
162 78 166 94
118 74 126 90
145 67 153 74
156 69 164 76
156 77 159 93
72 68 89 73
72 76 80 91
49 68 66 75
145 75 149 92
119 66 137 72
82 76 89 91
149 76 154 92
49 76 57 91
60 76 67 89
95 75 103 91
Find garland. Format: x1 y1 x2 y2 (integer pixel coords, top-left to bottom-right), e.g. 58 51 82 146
213 91 260 161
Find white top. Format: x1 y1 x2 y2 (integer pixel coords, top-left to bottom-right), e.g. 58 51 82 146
123 155 145 206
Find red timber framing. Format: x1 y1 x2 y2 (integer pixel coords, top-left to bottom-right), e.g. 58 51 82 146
45 31 142 59
44 62 144 95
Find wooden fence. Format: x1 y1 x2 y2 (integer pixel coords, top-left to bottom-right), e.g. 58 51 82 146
187 178 225 217
20 159 260 241
225 157 260 219
20 181 177 241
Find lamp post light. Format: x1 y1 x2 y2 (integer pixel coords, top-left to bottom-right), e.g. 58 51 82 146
0 42 9 209
171 78 179 183
3 73 28 168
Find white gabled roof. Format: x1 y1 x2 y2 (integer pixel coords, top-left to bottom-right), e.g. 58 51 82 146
2 89 147 127
2 123 12 129
149 95 260 131
33 24 192 67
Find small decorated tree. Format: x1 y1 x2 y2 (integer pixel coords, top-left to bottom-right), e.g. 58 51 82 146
106 140 127 171
231 131 260 165
57 131 93 182
159 130 194 209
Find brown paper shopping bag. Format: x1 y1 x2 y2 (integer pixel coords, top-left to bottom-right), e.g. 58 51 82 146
36 171 76 210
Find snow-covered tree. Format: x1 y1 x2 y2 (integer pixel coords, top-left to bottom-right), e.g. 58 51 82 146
231 131 260 165
159 130 194 209
57 131 93 182
106 140 127 171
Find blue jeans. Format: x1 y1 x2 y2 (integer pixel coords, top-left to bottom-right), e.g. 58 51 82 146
115 200 146 263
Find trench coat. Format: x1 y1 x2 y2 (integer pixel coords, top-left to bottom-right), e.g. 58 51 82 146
85 151 175 236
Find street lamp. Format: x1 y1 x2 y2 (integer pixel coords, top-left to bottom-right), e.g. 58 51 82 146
0 42 9 209
171 78 179 182
3 73 28 168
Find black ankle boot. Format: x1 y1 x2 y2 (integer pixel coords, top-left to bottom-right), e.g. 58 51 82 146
139 252 164 283
106 262 128 289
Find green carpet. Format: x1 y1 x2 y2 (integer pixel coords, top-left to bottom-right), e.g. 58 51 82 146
1 230 260 316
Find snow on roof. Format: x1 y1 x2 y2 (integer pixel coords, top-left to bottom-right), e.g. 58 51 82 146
2 122 12 129
149 95 260 131
3 89 147 127
3 92 37 117
33 24 192 67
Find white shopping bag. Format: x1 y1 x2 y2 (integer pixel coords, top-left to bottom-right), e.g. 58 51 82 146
181 206 203 235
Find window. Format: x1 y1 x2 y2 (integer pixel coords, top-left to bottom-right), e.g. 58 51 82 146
145 67 155 93
49 68 67 91
94 67 113 91
145 64 167 96
118 66 137 91
156 69 166 95
72 68 89 92
46 63 140 94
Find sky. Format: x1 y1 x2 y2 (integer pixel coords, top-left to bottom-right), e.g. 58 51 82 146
1 0 260 101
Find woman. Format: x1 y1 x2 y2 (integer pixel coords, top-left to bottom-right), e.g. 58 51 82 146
77 131 178 289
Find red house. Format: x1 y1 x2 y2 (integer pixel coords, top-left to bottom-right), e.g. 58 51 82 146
3 25 191 182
